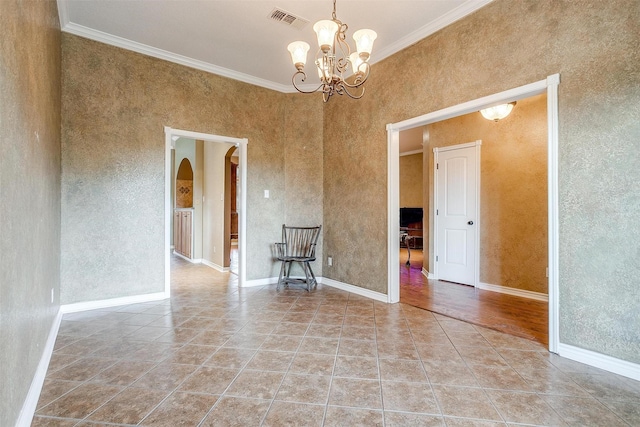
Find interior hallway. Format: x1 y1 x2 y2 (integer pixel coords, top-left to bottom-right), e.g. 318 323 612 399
399 249 548 345
31 256 640 426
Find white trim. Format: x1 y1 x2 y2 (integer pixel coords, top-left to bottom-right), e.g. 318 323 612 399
60 23 296 94
237 139 248 288
241 276 389 303
60 292 167 314
320 278 389 303
172 251 197 263
391 78 551 131
400 149 423 157
164 127 248 290
201 258 229 273
434 140 481 152
432 140 482 287
16 310 63 427
374 0 494 64
546 73 561 354
55 0 69 29
242 277 277 288
164 129 173 296
477 282 549 302
387 74 561 355
422 268 436 280
558 343 640 382
387 124 400 304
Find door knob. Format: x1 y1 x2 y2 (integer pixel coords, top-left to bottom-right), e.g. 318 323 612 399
468 220 474 225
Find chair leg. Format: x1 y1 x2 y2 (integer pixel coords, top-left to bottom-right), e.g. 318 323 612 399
283 261 293 289
301 262 312 292
304 261 318 291
277 260 286 291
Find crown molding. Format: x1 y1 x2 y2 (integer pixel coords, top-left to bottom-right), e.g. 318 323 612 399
56 0 69 29
60 22 301 93
373 0 494 64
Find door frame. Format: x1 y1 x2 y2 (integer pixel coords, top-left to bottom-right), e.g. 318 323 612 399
432 141 482 286
386 74 560 353
164 127 248 292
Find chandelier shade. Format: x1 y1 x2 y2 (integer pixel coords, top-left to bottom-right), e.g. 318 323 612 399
353 29 377 58
313 20 339 52
287 0 377 102
287 41 311 70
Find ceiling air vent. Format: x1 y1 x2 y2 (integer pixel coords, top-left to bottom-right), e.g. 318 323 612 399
268 8 309 30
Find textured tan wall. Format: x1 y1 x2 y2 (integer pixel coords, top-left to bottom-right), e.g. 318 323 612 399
61 34 322 302
283 93 324 276
324 94 388 292
399 153 423 208
426 94 547 294
323 0 640 362
0 0 61 424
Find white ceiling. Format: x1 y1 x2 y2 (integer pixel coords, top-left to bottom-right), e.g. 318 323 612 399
57 0 492 93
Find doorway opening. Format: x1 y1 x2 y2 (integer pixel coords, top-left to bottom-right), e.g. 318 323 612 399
164 127 248 293
225 146 239 275
387 75 560 352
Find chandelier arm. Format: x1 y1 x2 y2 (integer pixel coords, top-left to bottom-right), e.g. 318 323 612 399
334 28 351 75
336 81 365 100
342 86 365 100
292 71 325 94
339 65 371 89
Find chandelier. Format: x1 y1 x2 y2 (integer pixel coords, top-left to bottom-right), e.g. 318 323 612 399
286 0 377 102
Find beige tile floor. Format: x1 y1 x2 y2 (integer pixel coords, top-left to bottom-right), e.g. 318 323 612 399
32 256 640 426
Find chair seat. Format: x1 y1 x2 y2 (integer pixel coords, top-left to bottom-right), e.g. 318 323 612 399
277 256 317 262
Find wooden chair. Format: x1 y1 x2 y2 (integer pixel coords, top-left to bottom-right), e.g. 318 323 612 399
275 225 322 291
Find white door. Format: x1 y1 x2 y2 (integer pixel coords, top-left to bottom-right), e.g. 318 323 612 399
434 141 480 286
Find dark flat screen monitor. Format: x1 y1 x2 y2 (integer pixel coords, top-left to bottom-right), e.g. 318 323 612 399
400 207 423 228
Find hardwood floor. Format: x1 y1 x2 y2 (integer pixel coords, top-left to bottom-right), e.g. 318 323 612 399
399 248 549 346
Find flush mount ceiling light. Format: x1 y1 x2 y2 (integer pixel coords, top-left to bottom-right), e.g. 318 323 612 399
480 102 517 122
286 0 377 103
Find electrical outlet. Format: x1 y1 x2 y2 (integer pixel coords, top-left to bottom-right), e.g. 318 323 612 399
327 256 333 266
51 288 54 303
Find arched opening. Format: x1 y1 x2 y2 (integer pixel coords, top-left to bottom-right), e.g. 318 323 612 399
224 146 239 273
175 158 194 208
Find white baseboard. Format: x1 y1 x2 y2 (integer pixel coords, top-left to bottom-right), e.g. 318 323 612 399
320 277 388 303
201 259 229 272
558 343 640 381
16 309 63 427
242 277 278 287
477 282 548 302
60 292 168 314
422 268 435 279
172 251 196 263
241 276 389 304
